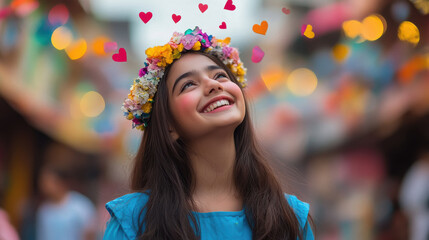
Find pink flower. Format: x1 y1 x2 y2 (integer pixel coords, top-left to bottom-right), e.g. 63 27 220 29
181 34 200 50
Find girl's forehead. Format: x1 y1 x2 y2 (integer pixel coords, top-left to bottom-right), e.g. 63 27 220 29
167 54 220 86
170 54 217 74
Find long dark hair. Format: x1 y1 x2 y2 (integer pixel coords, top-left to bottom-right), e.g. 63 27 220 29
131 51 307 239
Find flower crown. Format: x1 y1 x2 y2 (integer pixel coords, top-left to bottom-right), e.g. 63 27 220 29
121 26 247 131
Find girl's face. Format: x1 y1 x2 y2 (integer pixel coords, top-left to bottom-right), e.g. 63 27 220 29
166 53 245 140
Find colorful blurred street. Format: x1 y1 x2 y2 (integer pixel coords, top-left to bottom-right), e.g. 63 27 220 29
1 0 428 239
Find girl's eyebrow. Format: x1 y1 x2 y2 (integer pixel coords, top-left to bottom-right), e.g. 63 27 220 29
172 65 223 94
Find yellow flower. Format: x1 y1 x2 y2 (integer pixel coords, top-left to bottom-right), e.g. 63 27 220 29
177 43 184 52
136 125 144 130
126 112 133 120
237 64 246 76
219 37 231 46
128 92 134 99
141 102 152 113
192 41 201 51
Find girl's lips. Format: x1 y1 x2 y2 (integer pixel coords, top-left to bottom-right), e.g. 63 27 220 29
200 96 235 113
201 103 234 114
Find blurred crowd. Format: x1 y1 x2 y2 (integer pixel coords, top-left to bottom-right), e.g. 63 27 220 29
1 0 429 239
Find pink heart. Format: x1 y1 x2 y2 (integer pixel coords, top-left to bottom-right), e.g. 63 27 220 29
251 46 264 63
282 8 290 14
198 3 208 13
112 48 127 62
172 14 181 23
104 42 118 53
219 22 227 29
139 12 152 24
224 0 236 11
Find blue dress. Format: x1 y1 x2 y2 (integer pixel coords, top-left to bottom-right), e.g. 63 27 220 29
103 192 314 240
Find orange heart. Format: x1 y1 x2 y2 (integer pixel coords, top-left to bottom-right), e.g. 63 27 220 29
253 21 268 35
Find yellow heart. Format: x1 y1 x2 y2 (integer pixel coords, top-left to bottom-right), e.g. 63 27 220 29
65 39 87 60
304 25 315 39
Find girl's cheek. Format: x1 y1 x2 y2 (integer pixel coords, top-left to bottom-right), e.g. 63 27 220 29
174 94 198 115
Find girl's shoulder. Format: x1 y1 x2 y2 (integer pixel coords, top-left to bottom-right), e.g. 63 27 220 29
284 194 311 229
105 191 150 239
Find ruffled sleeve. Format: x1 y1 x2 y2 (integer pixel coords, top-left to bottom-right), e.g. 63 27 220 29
103 192 150 240
285 194 314 240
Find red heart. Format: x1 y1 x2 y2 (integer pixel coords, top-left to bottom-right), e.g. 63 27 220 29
198 3 208 13
139 12 152 24
172 14 181 23
219 22 227 29
282 8 290 14
112 48 127 62
224 0 236 11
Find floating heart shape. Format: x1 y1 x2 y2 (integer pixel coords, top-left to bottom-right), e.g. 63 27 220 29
65 39 87 60
104 42 118 53
198 3 208 13
219 22 227 29
224 0 236 11
253 21 268 35
302 24 315 39
251 46 264 63
282 8 290 14
112 48 127 62
172 14 181 23
139 12 152 24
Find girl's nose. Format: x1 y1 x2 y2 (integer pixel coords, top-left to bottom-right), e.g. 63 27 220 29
203 77 224 95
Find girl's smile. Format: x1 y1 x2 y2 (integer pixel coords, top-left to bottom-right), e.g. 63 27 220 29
166 53 245 139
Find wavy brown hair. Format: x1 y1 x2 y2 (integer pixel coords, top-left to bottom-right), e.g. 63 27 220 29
131 51 310 239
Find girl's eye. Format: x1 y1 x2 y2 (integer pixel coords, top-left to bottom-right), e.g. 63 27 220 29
215 72 228 79
180 81 195 92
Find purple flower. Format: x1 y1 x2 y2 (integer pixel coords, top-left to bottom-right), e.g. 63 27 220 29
200 33 211 48
139 67 148 77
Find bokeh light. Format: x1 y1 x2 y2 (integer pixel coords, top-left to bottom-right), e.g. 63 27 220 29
261 66 287 92
342 20 361 39
48 4 69 26
332 44 350 63
92 36 111 56
361 15 385 41
391 1 410 22
65 38 87 60
51 26 72 50
80 91 105 117
11 0 39 17
287 68 318 96
398 21 420 46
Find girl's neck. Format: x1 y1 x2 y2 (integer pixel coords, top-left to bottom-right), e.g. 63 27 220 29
187 131 237 197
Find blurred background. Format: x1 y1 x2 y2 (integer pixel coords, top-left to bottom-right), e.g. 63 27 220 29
1 0 428 239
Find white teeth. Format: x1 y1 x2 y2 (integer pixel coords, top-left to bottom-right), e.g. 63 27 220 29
203 99 230 113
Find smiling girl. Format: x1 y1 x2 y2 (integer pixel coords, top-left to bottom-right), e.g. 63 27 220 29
103 27 314 240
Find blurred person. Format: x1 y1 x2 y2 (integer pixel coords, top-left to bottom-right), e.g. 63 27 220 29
399 148 429 240
103 27 313 240
0 208 20 240
36 164 96 240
